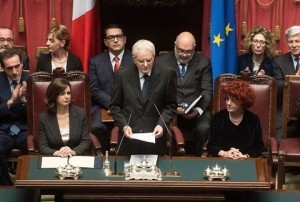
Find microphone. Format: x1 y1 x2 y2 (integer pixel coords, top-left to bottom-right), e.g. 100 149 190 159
147 98 180 177
113 111 133 175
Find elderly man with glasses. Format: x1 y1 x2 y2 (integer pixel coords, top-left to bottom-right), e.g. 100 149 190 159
0 26 30 70
156 31 213 156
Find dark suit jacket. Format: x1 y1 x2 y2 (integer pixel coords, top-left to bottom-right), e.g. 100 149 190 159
0 71 30 131
109 61 177 155
38 105 91 155
89 49 133 113
156 51 212 117
36 52 82 72
238 53 273 76
273 52 297 108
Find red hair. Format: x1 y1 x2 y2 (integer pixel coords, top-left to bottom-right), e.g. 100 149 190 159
222 80 256 109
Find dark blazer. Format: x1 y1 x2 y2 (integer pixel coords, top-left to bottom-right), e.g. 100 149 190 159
89 49 133 113
238 53 273 76
156 51 212 116
36 52 82 72
273 52 297 108
109 61 177 155
38 105 91 155
0 71 30 131
207 109 264 157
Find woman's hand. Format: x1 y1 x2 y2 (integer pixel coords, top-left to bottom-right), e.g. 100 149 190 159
218 148 249 159
53 146 76 157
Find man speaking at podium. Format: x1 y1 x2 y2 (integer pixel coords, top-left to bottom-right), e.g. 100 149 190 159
110 39 177 156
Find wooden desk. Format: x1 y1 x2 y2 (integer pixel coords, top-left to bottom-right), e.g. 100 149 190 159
15 156 270 201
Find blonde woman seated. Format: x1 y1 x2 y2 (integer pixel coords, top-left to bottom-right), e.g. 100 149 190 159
207 80 264 159
39 78 90 157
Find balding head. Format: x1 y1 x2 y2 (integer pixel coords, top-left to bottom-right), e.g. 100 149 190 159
174 32 196 64
175 32 196 48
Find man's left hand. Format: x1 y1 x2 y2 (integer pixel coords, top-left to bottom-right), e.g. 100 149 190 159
153 125 163 138
180 108 198 119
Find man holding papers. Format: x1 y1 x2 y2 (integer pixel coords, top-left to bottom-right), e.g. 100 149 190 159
110 39 177 155
156 32 213 155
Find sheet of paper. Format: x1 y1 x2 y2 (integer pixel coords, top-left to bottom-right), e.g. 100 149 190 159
41 157 67 168
131 132 155 143
41 156 97 168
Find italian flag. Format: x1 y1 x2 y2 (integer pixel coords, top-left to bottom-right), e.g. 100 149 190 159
71 0 101 73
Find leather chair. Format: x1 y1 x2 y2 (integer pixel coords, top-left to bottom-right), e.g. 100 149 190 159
276 75 300 189
213 71 277 186
26 68 102 156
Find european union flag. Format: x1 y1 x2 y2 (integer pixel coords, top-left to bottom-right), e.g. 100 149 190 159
210 0 238 82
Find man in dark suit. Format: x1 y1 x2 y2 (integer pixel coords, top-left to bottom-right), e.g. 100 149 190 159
273 25 300 139
0 48 29 185
156 32 212 156
0 26 30 70
89 24 133 152
110 39 177 155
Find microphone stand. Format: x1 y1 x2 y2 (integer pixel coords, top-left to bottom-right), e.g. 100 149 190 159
148 98 180 177
112 113 132 176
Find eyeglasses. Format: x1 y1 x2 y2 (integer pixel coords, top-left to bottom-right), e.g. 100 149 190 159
0 38 14 43
252 39 266 45
105 34 125 42
175 46 194 56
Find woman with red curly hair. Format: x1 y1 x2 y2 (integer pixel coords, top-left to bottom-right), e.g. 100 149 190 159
207 80 264 159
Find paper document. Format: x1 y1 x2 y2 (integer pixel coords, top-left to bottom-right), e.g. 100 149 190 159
184 95 202 114
40 156 100 168
131 132 155 143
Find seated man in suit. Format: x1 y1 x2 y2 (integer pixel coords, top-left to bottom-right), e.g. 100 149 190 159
273 25 300 139
156 32 212 156
110 39 177 155
0 26 30 70
89 24 132 152
0 48 29 185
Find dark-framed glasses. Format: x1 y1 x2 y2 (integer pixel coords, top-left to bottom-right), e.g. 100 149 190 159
252 39 266 45
106 34 125 42
175 46 194 56
0 38 14 43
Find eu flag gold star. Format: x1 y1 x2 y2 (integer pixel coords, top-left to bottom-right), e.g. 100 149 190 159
225 23 233 36
213 33 224 47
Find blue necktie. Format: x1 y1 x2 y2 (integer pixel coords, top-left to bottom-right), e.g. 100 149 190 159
180 63 186 79
11 81 18 92
142 74 150 99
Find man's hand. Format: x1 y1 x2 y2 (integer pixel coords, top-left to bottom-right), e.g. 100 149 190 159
153 125 163 138
296 67 300 76
257 69 265 75
123 125 132 138
180 108 198 119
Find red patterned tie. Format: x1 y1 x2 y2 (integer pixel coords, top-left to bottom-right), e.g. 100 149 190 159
114 56 120 73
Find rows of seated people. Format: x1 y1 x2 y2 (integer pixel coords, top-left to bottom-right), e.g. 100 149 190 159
1 24 300 188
